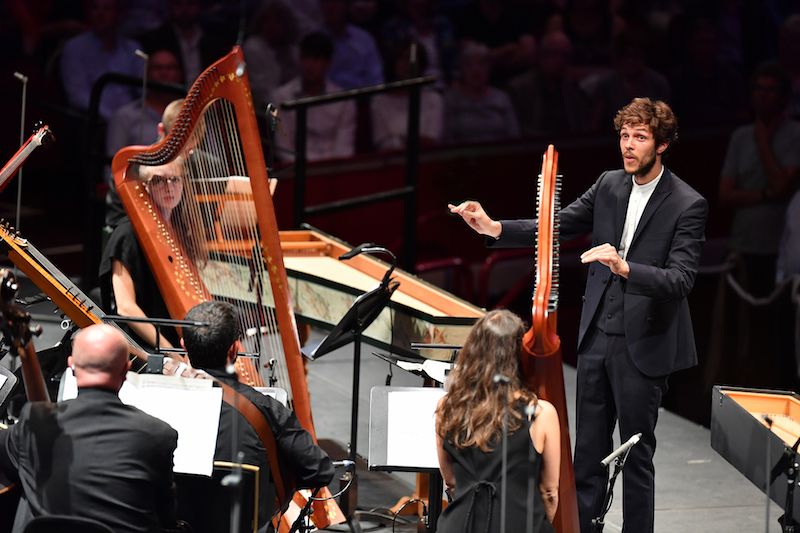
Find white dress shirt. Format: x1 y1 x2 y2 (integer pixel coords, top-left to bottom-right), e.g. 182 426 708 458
618 165 664 260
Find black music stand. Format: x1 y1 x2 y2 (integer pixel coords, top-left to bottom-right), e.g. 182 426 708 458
301 244 399 531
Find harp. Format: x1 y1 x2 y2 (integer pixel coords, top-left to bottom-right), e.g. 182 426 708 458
112 46 311 425
112 48 344 528
522 145 580 532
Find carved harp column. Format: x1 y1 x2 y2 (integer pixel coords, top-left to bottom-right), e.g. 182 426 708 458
522 145 580 533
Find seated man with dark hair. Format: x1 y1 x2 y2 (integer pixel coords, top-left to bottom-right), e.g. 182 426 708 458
180 301 334 533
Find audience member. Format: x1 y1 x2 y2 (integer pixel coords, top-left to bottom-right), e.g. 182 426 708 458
138 0 229 88
668 18 747 129
272 32 356 161
778 13 800 120
180 301 334 532
382 0 457 86
59 0 142 120
442 42 519 145
507 30 589 137
105 49 184 177
320 0 384 90
0 324 179 533
243 0 301 112
587 27 671 133
449 0 536 86
719 61 800 297
371 40 443 151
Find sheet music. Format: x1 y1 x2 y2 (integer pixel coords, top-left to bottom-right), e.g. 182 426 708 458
61 370 222 476
386 388 446 469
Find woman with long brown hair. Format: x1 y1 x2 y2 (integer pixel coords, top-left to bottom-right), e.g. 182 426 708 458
436 309 561 533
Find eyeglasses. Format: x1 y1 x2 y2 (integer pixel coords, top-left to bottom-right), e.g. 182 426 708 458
148 175 183 186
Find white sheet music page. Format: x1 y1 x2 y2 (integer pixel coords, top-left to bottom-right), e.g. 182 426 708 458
386 388 446 469
61 370 222 476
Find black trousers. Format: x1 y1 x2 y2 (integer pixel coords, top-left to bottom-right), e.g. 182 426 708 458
573 329 668 533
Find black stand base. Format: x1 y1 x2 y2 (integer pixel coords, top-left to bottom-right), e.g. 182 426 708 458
339 471 358 518
780 514 800 532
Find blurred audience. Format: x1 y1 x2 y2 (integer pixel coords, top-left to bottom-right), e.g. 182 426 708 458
558 0 623 79
289 0 324 37
442 42 519 145
105 49 183 180
450 0 536 86
118 0 167 38
507 30 589 137
382 0 457 86
777 188 800 284
7 0 86 69
138 0 229 87
272 32 356 161
371 40 443 151
719 61 800 297
779 13 800 120
320 0 384 89
586 27 671 133
243 0 301 112
59 0 142 120
668 18 747 129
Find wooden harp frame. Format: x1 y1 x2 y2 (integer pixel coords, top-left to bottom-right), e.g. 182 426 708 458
111 47 315 439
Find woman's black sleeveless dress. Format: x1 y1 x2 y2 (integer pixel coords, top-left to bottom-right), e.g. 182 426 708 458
437 403 555 533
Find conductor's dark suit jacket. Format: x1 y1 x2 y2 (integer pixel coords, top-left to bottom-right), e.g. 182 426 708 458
0 388 178 533
493 168 708 377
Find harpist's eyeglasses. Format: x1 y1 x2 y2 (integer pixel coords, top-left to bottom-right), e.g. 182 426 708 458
149 175 183 186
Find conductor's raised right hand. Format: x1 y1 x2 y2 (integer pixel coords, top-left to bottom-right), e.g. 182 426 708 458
448 200 502 239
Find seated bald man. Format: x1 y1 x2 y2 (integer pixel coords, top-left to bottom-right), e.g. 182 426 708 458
0 324 179 533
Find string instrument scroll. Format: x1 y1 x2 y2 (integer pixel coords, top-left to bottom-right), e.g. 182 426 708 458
522 145 580 533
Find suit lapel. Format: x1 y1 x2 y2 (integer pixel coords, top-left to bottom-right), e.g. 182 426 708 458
614 174 633 247
631 168 673 247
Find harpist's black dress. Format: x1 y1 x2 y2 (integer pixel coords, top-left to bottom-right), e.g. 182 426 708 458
437 403 555 533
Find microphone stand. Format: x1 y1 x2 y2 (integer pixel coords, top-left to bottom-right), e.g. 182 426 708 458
590 446 634 533
301 243 399 533
525 403 537 533
493 374 511 533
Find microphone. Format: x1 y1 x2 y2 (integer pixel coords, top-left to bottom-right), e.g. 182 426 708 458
493 373 510 385
332 459 355 468
339 242 375 261
601 433 642 467
135 49 149 60
13 72 28 83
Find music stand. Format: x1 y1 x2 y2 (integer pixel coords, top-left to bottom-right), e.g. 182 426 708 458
301 244 399 530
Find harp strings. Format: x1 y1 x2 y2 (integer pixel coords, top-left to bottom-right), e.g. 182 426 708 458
181 99 293 396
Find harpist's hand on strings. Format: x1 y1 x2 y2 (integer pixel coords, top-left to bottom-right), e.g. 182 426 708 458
580 243 630 278
448 200 503 239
